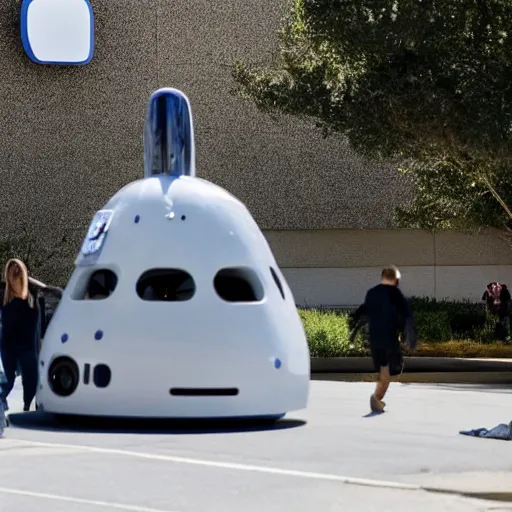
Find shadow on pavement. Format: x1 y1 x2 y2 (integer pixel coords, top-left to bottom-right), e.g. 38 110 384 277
362 411 385 418
8 410 306 435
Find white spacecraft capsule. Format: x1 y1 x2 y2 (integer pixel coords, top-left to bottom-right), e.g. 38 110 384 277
37 88 310 419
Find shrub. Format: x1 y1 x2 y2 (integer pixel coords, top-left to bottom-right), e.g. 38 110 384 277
409 297 486 339
413 310 452 342
406 340 512 358
298 309 367 357
298 297 512 357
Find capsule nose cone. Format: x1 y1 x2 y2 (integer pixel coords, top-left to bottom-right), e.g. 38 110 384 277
144 88 196 178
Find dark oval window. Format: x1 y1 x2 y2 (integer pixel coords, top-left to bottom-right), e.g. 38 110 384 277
72 269 118 301
137 268 195 301
83 269 118 300
270 267 285 300
214 267 264 303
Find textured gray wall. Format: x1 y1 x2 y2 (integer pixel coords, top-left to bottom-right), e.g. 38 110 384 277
0 0 411 283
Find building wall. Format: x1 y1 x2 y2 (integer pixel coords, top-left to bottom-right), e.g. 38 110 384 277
0 0 412 285
264 229 512 306
0 1 509 302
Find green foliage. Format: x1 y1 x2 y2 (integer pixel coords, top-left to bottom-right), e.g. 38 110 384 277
408 297 487 338
413 311 452 342
299 309 368 357
394 160 512 231
232 0 512 231
300 297 508 357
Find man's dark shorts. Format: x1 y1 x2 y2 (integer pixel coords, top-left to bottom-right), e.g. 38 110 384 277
370 345 403 375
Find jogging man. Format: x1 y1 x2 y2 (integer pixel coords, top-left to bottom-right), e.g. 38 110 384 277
351 266 416 413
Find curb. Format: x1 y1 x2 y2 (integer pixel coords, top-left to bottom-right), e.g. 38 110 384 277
311 371 512 384
311 356 512 373
310 357 512 384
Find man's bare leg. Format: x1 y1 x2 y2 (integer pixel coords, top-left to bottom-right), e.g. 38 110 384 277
371 366 390 412
376 365 390 401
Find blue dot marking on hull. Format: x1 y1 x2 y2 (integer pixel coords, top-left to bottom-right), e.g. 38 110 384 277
95 330 104 341
134 215 140 223
274 358 282 369
61 334 69 343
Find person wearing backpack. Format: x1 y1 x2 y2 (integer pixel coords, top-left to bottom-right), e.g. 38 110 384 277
351 266 416 413
482 282 511 341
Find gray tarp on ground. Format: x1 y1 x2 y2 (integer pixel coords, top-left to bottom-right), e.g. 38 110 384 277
460 421 512 440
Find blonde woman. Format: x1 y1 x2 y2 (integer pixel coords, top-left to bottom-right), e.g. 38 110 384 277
0 259 39 412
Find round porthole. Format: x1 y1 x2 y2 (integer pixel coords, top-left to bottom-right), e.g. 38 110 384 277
48 357 80 397
93 364 112 388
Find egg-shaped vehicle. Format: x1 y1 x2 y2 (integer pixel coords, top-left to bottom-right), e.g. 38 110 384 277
36 88 310 419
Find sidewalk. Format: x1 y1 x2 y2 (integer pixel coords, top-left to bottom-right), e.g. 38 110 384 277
3 379 512 510
401 471 512 503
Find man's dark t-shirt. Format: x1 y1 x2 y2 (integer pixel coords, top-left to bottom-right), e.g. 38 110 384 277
363 284 410 349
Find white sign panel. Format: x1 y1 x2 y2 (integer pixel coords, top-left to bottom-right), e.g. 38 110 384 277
21 0 94 65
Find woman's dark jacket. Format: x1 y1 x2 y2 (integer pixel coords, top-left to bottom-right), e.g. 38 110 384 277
0 298 39 353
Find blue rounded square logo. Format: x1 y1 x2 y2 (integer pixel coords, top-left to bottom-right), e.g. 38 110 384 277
20 0 94 65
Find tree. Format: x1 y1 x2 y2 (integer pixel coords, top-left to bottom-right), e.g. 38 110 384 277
232 0 512 233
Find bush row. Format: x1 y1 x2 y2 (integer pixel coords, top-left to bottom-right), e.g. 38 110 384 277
299 298 511 358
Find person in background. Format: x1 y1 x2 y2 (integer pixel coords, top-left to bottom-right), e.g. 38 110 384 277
0 259 39 412
351 266 416 413
29 276 62 352
482 282 511 341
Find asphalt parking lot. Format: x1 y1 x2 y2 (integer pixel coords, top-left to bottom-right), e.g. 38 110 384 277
1 379 512 512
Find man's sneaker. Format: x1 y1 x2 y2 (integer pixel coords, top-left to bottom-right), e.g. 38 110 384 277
370 394 385 413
